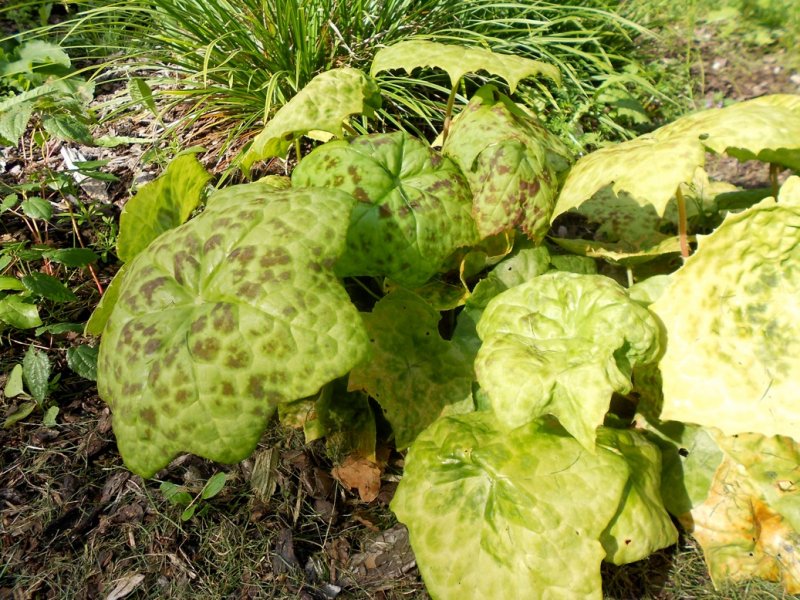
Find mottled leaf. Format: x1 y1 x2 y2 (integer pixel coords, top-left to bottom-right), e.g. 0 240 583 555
475 272 661 449
85 264 128 336
550 235 681 267
348 290 474 448
444 86 570 240
241 68 381 171
117 154 211 262
292 131 478 287
392 412 630 600
652 183 800 438
597 428 678 564
650 423 800 593
97 184 369 477
371 40 560 92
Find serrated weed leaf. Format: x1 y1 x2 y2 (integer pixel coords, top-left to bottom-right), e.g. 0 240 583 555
241 68 381 171
43 248 98 267
392 412 630 600
117 154 211 263
97 184 368 477
23 344 50 405
371 41 560 92
67 345 98 381
475 273 661 449
444 86 570 241
652 192 800 439
292 131 478 287
21 272 77 303
348 289 475 448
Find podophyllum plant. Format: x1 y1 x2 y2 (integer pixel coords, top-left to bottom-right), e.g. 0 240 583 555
88 41 800 598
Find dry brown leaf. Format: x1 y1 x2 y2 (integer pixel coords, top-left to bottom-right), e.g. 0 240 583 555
332 456 382 502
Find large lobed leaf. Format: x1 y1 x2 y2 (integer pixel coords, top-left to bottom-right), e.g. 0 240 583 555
117 154 211 263
371 40 561 92
240 68 381 171
97 184 369 477
348 289 474 448
292 131 478 287
651 177 800 439
392 412 674 599
475 272 662 450
443 86 570 241
552 94 800 224
648 421 800 593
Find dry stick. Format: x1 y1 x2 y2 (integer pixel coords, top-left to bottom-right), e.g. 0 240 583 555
676 186 690 259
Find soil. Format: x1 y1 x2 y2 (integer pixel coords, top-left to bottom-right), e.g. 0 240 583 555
2 15 799 600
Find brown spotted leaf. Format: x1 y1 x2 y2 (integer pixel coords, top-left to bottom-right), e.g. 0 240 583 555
444 86 570 241
292 131 478 287
97 183 369 477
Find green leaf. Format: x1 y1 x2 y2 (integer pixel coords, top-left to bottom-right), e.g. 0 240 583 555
549 254 597 274
42 406 58 427
117 154 211 263
550 235 681 267
66 345 98 381
42 114 93 144
180 505 197 521
292 131 478 287
467 244 551 310
128 77 158 116
35 322 84 335
0 100 34 146
348 290 475 448
241 68 381 171
23 344 50 405
85 264 128 336
97 184 369 477
0 295 42 329
475 272 662 449
0 276 25 292
4 364 25 397
651 183 800 439
201 472 227 500
42 247 98 267
392 412 629 600
443 86 570 240
3 401 36 429
597 428 678 565
21 272 77 302
2 40 71 75
160 482 192 506
371 40 561 92
20 197 52 221
1 193 20 213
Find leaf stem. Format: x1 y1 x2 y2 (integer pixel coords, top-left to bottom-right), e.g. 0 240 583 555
441 82 459 145
676 186 690 259
769 163 779 199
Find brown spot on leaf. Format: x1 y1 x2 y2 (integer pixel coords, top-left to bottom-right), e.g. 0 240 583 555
140 277 168 303
192 337 221 360
140 408 157 426
248 376 266 400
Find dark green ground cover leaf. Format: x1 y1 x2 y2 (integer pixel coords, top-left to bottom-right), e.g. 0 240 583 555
292 131 478 287
443 86 570 241
392 412 672 599
348 289 474 448
42 247 98 267
21 272 77 302
117 154 211 263
67 345 98 381
241 68 381 171
475 272 662 449
23 344 50 405
0 295 41 329
97 183 368 477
